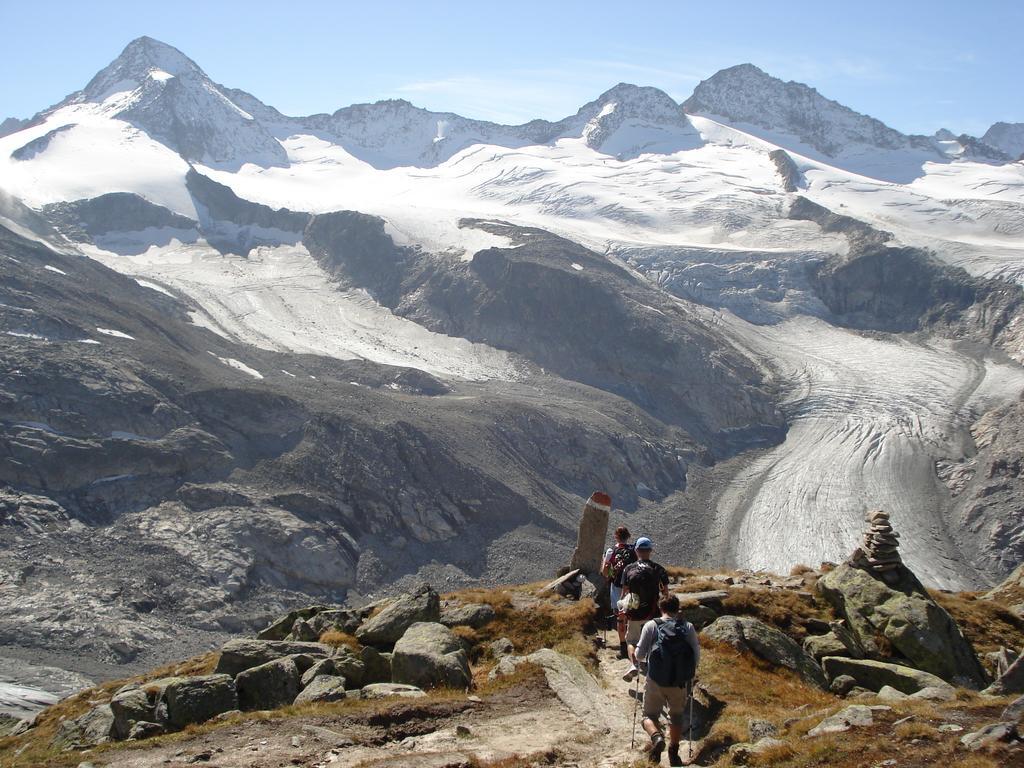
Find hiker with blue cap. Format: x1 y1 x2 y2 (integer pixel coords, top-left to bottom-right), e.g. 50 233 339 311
619 536 669 681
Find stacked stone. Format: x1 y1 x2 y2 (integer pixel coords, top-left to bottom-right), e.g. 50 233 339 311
851 510 902 576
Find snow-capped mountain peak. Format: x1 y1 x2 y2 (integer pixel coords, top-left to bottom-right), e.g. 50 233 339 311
983 122 1024 161
77 36 206 104
682 62 922 158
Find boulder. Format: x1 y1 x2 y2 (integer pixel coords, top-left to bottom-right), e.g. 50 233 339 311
821 656 954 695
961 722 1019 751
236 657 300 711
911 686 956 702
983 654 1024 696
109 684 153 739
489 637 515 660
360 683 426 700
703 615 827 688
807 704 874 737
1003 695 1024 723
355 585 441 647
331 648 366 689
678 604 718 630
52 704 116 749
803 632 849 663
525 649 623 732
748 720 778 741
215 639 329 677
391 622 471 690
817 563 987 688
360 646 392 684
876 685 908 701
294 676 348 705
300 658 338 688
160 674 238 730
440 602 497 629
309 608 366 636
127 721 165 740
488 654 526 680
829 675 857 695
256 605 335 641
287 619 319 642
729 737 786 764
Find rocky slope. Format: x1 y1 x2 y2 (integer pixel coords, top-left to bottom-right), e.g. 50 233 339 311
5 555 1024 768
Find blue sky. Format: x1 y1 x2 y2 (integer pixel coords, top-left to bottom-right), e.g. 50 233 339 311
2 0 1021 136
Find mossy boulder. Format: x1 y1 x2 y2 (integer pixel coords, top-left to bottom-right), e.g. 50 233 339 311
817 563 987 688
703 615 827 688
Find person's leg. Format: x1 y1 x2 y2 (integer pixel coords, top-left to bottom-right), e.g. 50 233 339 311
610 584 627 656
625 619 643 671
642 680 666 762
665 687 686 766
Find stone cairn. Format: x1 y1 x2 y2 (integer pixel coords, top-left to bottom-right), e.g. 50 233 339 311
850 509 902 582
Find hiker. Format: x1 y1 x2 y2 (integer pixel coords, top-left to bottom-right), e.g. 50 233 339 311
619 536 669 680
635 594 700 765
602 525 637 659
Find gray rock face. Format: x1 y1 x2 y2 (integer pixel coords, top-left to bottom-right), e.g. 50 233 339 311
294 676 348 705
356 586 441 647
682 63 927 158
983 654 1024 696
803 632 849 663
52 704 116 749
817 563 987 688
109 684 153 739
568 491 611 576
235 657 300 711
299 658 338 688
820 656 954 695
359 683 426 700
391 622 471 690
160 674 237 730
961 721 1019 751
329 649 366 690
982 122 1024 160
807 704 875 737
360 647 392 685
702 615 827 688
215 639 330 677
440 602 497 629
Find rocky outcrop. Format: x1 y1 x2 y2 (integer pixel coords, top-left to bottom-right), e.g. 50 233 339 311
440 602 497 630
52 704 116 749
214 639 330 677
984 655 1024 696
821 656 955 695
391 622 471 690
356 585 441 647
703 615 827 688
235 657 301 711
159 675 238 729
807 704 876 737
818 562 987 688
293 676 348 705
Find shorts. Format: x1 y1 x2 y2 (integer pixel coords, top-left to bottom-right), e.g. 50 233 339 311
643 678 687 728
626 619 646 646
610 583 622 610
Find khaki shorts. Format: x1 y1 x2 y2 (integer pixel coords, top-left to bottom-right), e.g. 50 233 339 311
643 678 687 727
626 619 646 646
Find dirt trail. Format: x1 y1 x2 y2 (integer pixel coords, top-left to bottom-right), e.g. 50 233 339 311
93 642 655 768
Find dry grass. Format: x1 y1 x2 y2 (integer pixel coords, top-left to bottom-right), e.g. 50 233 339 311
0 652 218 768
719 588 832 640
930 590 1024 658
319 628 362 652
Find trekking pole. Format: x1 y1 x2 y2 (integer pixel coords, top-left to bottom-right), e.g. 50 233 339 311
630 669 641 749
688 679 695 761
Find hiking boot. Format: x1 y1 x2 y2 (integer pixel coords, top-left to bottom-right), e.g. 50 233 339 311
622 664 638 682
648 732 665 763
668 743 683 766
617 641 629 659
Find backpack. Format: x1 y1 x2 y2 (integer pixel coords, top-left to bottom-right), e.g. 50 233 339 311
647 618 696 688
623 561 661 619
606 544 637 586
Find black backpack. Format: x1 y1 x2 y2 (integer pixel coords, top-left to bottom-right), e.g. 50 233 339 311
647 618 696 688
623 561 661 619
608 544 637 586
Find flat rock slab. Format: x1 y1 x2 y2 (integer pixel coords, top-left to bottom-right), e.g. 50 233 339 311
821 656 954 695
525 648 622 731
675 590 730 605
807 704 874 737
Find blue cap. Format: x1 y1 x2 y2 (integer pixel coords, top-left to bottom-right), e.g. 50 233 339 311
635 536 653 550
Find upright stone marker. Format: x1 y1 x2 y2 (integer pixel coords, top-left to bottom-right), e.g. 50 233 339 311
569 491 611 576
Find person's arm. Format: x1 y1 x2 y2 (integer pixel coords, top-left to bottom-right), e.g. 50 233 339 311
659 565 670 596
685 622 701 673
634 619 658 664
